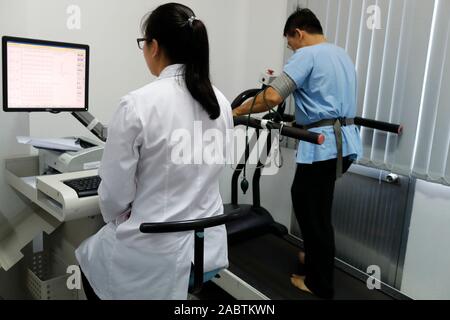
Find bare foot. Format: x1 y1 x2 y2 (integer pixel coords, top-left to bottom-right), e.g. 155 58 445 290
291 274 313 294
298 251 305 265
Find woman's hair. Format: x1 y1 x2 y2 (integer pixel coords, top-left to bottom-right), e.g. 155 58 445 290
141 3 220 120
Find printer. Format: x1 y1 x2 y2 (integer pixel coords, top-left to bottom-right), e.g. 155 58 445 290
38 137 105 175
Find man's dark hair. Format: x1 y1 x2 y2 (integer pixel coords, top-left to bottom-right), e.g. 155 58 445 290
283 8 323 36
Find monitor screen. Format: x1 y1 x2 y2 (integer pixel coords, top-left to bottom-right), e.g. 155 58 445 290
2 36 89 112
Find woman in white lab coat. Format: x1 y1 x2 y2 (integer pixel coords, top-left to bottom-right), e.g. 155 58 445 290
75 3 233 300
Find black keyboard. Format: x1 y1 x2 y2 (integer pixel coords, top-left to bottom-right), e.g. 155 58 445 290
63 176 102 198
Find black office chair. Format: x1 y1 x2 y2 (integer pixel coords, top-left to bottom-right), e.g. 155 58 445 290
139 207 243 294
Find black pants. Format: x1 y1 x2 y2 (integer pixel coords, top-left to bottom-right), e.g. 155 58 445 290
81 268 101 300
291 156 353 299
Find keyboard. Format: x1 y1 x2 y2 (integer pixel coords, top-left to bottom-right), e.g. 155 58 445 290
63 175 101 198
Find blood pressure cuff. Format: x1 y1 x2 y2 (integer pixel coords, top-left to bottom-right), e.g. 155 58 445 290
270 72 297 100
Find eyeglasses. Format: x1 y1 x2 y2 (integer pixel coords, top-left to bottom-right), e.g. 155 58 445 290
137 38 147 50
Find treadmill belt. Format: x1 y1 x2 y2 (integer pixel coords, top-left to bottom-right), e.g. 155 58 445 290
228 233 393 300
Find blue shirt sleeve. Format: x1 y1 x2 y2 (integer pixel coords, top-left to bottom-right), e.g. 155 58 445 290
283 49 314 89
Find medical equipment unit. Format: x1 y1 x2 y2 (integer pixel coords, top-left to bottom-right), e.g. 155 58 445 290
2 36 108 223
0 37 110 287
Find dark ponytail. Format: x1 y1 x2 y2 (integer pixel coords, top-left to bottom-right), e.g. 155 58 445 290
141 3 221 120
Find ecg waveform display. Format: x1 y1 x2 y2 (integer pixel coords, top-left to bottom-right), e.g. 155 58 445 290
7 42 86 110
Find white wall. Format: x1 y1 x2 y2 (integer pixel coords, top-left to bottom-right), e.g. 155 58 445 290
0 1 32 227
13 0 288 139
401 180 450 300
20 0 293 229
0 0 33 300
20 0 164 139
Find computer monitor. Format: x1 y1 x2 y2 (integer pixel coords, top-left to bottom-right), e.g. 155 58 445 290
2 36 89 112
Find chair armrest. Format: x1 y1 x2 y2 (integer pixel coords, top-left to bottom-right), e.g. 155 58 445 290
139 208 243 234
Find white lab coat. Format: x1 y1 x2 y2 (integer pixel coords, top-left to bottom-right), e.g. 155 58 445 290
75 64 233 300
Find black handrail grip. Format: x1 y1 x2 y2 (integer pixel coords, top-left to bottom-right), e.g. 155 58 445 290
354 117 403 135
234 116 324 145
282 114 403 135
139 208 243 234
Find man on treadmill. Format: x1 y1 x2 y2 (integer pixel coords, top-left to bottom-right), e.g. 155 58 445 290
232 8 363 299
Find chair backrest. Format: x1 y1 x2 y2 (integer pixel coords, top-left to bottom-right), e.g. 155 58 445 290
140 208 243 294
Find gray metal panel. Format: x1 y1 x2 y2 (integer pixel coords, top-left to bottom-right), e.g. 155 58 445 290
290 164 413 289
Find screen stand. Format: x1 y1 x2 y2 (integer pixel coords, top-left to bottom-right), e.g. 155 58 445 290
72 112 107 142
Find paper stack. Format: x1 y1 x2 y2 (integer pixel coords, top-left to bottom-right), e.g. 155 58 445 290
17 137 83 152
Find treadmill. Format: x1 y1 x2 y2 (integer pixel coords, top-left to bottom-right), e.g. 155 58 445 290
213 89 404 300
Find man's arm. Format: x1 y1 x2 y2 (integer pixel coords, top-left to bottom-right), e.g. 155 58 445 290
232 72 297 117
232 87 282 117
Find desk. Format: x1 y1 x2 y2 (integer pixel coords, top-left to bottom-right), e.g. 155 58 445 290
1 155 101 271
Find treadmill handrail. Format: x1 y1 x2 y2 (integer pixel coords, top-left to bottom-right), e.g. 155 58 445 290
234 116 325 145
231 87 403 136
354 117 403 135
281 114 403 135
